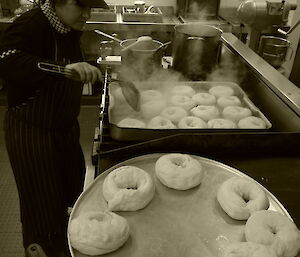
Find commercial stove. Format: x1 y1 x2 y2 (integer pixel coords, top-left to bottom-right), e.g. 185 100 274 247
93 33 300 227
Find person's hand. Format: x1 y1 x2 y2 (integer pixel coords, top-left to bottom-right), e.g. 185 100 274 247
65 62 102 84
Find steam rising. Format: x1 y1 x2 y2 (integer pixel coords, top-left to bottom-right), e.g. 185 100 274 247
110 24 247 125
207 57 247 84
188 1 211 20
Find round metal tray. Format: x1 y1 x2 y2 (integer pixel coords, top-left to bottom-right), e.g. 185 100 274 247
68 153 293 257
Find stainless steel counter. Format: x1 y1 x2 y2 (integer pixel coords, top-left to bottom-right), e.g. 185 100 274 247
222 33 300 117
0 5 182 32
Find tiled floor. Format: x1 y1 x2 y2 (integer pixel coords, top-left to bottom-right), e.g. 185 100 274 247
0 105 99 257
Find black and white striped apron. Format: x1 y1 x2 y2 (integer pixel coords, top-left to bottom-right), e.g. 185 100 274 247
4 76 86 248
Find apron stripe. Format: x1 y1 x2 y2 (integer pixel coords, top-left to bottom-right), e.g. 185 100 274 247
5 112 85 245
4 30 85 247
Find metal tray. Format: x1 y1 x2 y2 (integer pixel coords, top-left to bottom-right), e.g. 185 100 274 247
68 153 294 257
122 6 163 23
108 81 272 141
89 6 117 22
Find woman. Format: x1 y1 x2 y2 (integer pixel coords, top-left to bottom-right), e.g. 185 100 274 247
0 0 108 256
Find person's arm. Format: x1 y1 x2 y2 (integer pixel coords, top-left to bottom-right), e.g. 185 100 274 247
0 12 61 84
0 11 102 85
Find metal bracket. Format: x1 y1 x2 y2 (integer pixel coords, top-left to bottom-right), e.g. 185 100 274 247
266 0 285 15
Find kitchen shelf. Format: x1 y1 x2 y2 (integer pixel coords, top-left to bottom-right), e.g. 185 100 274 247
122 6 163 23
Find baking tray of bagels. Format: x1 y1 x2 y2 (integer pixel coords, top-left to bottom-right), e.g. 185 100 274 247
108 81 272 141
67 153 300 257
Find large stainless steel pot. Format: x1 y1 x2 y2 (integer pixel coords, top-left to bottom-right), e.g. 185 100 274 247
120 38 168 80
172 23 222 80
94 30 169 80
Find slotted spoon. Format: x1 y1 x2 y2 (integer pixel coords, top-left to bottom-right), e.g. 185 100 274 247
37 62 140 111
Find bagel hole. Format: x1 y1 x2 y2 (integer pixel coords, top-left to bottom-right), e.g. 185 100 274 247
243 197 249 203
171 157 185 167
269 225 277 235
241 194 250 203
126 184 138 190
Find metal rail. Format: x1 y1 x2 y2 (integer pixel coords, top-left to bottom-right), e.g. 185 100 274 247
221 32 300 117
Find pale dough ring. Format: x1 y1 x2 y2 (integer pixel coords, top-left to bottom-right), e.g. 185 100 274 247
217 177 269 220
160 106 188 124
192 92 217 106
178 116 207 129
208 118 237 129
191 105 220 121
169 95 195 111
217 95 241 108
245 210 300 257
102 166 155 211
171 85 196 97
140 100 167 120
69 211 130 255
147 116 176 129
222 106 252 122
155 153 204 190
117 118 146 128
109 94 115 110
238 116 267 129
209 85 234 98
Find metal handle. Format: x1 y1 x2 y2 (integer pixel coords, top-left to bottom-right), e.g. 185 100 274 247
278 20 300 36
286 20 300 35
187 36 205 41
265 43 289 48
37 62 81 80
286 45 294 61
156 41 172 52
94 30 122 43
145 5 155 14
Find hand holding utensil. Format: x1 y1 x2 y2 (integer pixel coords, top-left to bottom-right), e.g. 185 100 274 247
37 62 140 111
38 62 102 84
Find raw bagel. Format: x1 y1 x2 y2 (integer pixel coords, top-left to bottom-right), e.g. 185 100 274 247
208 85 234 98
102 166 155 211
68 211 130 255
191 105 220 121
238 116 267 129
140 100 167 120
147 116 176 129
140 90 163 103
178 116 207 129
109 94 115 110
245 210 300 257
171 85 196 97
217 177 269 220
169 95 195 111
192 92 217 106
217 95 241 108
160 106 188 123
155 153 204 190
224 242 277 257
222 106 252 122
117 118 146 128
208 118 237 129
